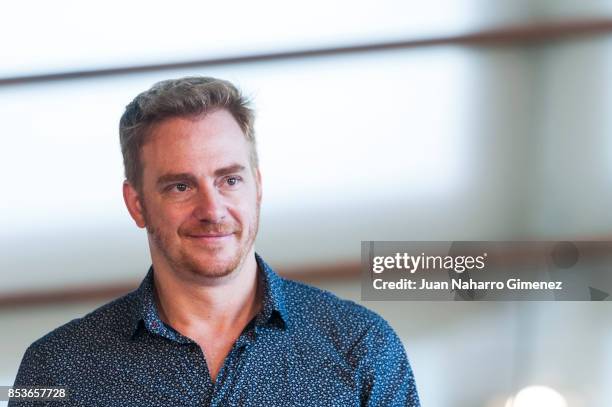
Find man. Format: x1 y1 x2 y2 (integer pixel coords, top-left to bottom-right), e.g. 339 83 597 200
11 77 420 406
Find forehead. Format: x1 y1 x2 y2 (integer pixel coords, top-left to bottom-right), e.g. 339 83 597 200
141 109 250 176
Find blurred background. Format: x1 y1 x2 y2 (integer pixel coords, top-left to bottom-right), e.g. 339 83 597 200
2 1 612 406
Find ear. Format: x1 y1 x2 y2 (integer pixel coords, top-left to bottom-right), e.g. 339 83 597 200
123 181 147 228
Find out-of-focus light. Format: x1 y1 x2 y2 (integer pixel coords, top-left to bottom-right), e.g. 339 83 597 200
505 385 567 407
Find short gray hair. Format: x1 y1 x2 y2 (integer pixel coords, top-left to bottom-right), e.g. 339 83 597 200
119 76 257 190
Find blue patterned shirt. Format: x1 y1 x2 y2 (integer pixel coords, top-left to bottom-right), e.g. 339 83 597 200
11 254 420 406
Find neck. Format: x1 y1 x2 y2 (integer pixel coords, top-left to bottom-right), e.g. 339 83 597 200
151 249 262 334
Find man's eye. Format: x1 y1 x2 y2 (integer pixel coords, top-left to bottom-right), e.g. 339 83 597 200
173 183 189 192
226 176 242 186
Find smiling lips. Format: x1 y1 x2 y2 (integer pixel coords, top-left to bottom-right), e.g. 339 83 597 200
185 233 234 248
184 227 237 243
181 223 239 244
189 233 233 239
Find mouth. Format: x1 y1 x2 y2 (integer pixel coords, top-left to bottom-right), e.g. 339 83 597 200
186 233 234 244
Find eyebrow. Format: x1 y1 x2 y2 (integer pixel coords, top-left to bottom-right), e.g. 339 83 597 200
214 164 246 177
155 164 247 188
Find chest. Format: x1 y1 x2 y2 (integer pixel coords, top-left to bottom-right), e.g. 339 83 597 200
64 331 362 406
193 334 240 383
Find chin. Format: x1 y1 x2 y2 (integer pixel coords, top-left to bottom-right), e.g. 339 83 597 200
185 252 243 278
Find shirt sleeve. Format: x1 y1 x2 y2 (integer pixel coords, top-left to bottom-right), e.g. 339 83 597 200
8 344 55 407
351 318 421 407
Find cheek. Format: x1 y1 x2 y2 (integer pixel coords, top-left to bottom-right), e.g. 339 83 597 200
150 201 191 230
229 199 259 224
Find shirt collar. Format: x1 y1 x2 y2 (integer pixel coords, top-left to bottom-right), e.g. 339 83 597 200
129 252 290 340
254 252 290 329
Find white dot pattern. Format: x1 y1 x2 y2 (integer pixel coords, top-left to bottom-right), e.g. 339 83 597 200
10 254 420 406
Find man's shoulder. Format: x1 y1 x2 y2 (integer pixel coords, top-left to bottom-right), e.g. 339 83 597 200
281 278 374 317
26 289 139 356
13 290 140 387
279 277 396 344
275 279 420 406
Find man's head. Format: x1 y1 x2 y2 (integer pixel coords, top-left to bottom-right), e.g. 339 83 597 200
120 76 258 191
119 77 262 280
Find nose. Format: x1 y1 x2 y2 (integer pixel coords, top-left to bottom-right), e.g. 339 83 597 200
192 183 225 223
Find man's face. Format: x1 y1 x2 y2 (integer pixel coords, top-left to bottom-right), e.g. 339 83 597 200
124 109 261 279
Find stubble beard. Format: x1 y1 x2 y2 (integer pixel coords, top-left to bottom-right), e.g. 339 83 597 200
143 205 260 279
